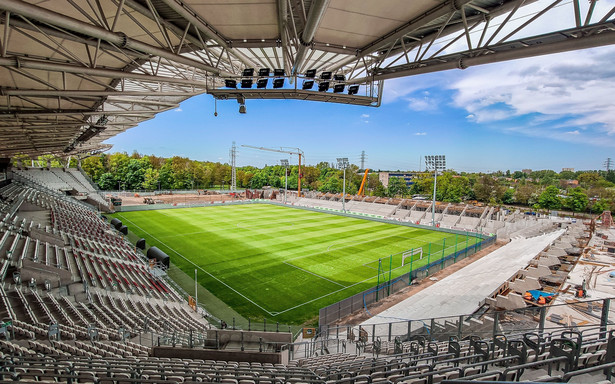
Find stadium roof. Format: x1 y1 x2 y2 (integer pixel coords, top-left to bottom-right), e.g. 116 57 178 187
1 0 614 158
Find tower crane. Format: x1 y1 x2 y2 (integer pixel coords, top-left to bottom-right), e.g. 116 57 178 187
241 145 305 197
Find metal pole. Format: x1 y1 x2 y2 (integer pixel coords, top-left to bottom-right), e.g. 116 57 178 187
387 254 392 296
285 169 288 204
342 167 346 212
194 269 198 305
454 234 458 262
441 238 446 262
376 258 381 301
432 169 437 226
298 154 302 197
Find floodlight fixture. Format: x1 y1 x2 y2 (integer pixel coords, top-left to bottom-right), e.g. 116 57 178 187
348 85 359 95
334 74 345 81
224 79 237 88
425 155 446 171
333 84 345 93
239 105 246 114
242 68 254 77
318 82 329 92
258 68 270 76
273 78 284 88
241 79 253 88
305 69 316 78
320 71 332 80
425 155 446 227
273 68 285 76
302 80 314 90
256 78 268 88
337 157 349 212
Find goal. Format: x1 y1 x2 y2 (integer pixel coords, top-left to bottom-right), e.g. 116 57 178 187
402 247 423 266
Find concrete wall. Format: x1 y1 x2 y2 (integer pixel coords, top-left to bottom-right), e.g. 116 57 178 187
28 227 65 247
152 346 285 364
21 259 73 288
495 292 526 310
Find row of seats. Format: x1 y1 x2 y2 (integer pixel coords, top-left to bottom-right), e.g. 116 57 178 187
293 328 615 383
0 179 211 362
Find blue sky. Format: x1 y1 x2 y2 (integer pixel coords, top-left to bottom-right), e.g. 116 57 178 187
106 45 615 173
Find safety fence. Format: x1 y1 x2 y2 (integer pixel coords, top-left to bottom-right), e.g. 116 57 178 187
318 234 497 326
288 297 614 360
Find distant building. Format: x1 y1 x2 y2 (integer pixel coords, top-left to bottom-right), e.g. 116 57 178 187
522 169 532 175
560 179 579 188
562 167 574 172
379 172 414 188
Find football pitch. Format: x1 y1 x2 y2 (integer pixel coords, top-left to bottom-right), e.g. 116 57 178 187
112 203 482 324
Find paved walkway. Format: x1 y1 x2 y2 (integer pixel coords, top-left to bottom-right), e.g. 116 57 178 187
361 229 565 325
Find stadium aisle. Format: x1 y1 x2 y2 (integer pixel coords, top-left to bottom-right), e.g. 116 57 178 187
361 229 565 324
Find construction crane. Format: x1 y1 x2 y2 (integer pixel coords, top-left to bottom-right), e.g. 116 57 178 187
358 169 370 196
241 145 305 197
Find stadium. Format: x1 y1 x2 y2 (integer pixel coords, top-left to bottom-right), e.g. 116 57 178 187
0 0 615 383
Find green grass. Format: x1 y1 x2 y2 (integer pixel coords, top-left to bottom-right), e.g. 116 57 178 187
111 203 481 325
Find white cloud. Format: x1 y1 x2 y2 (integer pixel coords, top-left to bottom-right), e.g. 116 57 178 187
381 74 448 104
361 114 370 118
415 132 427 136
449 45 615 146
377 1 615 148
174 108 182 112
407 95 438 111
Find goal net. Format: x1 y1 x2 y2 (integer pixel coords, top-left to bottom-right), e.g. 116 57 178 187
402 247 423 266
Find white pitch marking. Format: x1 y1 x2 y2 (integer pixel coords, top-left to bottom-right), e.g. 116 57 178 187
117 214 276 316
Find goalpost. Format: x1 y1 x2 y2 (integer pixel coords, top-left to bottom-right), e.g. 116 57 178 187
402 247 423 266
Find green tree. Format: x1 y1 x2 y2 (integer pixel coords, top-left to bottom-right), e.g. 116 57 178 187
565 187 589 213
373 183 387 197
515 183 538 205
124 158 147 189
81 156 105 182
589 199 609 214
577 172 606 189
319 175 341 193
501 188 515 204
142 168 160 190
387 177 408 197
107 152 131 182
538 185 562 210
512 171 526 179
474 175 505 203
559 170 576 180
97 173 117 190
158 161 174 189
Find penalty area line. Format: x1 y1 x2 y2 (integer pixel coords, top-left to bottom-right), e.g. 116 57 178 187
117 214 276 317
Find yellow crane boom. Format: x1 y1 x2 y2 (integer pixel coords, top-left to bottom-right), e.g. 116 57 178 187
241 145 305 197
